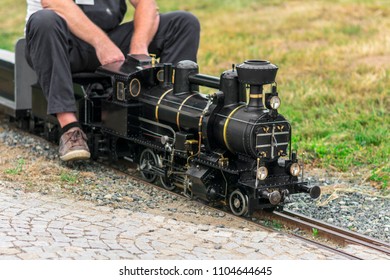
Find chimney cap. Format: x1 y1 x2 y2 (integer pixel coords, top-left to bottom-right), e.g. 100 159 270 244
236 60 278 85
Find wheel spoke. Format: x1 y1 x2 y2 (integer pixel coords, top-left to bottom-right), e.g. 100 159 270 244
139 149 157 183
160 175 176 191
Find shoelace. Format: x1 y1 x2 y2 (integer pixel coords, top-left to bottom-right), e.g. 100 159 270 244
65 130 86 145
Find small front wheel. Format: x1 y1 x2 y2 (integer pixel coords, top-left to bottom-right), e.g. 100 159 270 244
229 189 249 216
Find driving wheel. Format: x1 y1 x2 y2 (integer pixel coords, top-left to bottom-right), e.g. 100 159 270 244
139 148 158 183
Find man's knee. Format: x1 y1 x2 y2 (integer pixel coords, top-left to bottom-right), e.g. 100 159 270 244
26 10 66 36
172 11 201 33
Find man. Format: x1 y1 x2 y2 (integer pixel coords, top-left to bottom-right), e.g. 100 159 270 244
25 0 200 161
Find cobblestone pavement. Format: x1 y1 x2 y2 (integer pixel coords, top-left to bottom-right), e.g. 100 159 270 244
0 183 388 260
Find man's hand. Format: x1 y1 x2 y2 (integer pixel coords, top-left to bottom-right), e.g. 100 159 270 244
41 0 124 65
95 39 125 65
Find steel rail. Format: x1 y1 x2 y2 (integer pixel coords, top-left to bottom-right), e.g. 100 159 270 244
271 209 390 256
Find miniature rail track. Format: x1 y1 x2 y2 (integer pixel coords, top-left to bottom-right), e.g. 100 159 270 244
260 209 390 257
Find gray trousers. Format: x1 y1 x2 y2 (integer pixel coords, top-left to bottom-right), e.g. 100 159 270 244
25 10 200 115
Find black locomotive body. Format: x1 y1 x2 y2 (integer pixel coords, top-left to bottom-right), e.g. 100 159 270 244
0 40 320 216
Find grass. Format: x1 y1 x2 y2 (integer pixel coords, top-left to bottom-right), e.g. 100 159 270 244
312 228 319 238
5 158 26 175
60 171 78 184
264 219 283 231
1 0 389 189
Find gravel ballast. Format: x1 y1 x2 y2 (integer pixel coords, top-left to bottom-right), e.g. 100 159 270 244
0 114 389 243
285 174 389 242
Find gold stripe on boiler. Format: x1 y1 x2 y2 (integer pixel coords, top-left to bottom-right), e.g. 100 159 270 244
223 105 245 152
176 93 197 131
155 89 173 122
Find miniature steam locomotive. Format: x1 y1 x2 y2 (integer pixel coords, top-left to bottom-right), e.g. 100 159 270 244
0 39 320 216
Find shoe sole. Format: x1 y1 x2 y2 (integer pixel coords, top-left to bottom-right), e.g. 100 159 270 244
60 150 91 161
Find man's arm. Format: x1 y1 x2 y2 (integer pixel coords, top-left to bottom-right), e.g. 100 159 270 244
41 0 124 65
129 0 160 55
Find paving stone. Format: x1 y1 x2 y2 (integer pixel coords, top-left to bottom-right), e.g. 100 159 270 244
71 239 90 248
0 236 16 243
100 232 120 240
235 246 256 255
273 254 295 260
0 255 21 260
1 184 385 260
138 253 158 260
12 240 32 247
31 241 50 247
223 242 240 250
37 252 59 259
214 231 233 238
48 221 68 229
10 223 30 229
103 241 123 250
261 248 277 258
0 248 22 255
22 246 44 254
88 240 109 250
300 252 326 260
68 221 91 228
52 235 72 243
109 250 139 260
8 228 30 235
43 242 70 251
17 252 41 260
17 235 37 242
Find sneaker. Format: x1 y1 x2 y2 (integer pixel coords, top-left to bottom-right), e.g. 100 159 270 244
59 127 91 161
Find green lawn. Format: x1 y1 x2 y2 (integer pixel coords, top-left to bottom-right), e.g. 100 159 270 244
0 0 389 190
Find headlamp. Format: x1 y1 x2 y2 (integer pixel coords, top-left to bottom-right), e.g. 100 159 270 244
265 94 281 110
270 96 281 109
257 166 268 180
289 163 300 177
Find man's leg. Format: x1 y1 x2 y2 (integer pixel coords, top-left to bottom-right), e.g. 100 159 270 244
26 10 78 116
25 10 91 161
110 11 200 65
152 11 200 64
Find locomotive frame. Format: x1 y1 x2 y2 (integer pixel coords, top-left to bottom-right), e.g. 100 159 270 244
0 39 320 216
